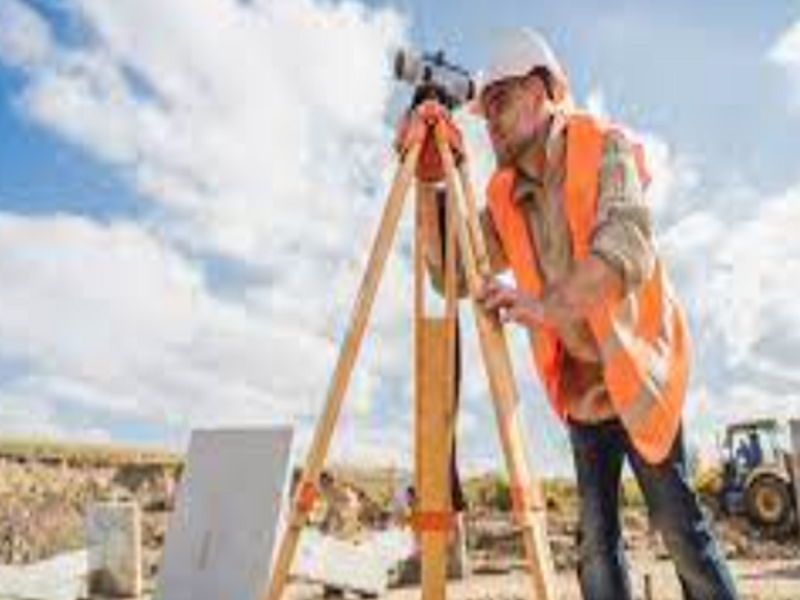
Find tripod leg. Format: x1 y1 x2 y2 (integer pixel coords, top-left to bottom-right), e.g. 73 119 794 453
414 183 459 600
456 161 492 276
416 316 455 600
433 129 559 600
261 141 423 600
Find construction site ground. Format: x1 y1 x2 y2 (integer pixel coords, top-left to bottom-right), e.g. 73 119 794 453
286 559 800 600
0 442 798 599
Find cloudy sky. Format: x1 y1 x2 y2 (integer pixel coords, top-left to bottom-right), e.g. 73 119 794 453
0 0 799 476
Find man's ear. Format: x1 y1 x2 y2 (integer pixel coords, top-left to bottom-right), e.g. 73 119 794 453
528 68 555 100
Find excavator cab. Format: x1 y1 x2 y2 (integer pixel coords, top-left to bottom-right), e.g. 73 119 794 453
719 419 796 532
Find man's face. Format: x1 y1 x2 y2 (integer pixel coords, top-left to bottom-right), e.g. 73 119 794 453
482 74 550 166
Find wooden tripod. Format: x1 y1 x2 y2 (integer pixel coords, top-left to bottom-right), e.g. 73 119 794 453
261 99 559 600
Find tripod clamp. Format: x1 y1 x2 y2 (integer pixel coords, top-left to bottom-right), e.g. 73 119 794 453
394 99 466 184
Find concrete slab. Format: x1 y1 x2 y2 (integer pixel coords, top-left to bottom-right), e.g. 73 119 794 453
154 427 294 600
292 529 415 596
86 501 142 597
0 550 87 600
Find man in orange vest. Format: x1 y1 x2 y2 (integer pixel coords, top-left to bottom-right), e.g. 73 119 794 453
421 28 739 600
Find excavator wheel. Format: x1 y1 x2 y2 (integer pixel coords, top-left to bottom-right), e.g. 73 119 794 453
744 472 793 531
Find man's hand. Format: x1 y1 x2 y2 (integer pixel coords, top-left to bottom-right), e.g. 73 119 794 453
476 278 546 330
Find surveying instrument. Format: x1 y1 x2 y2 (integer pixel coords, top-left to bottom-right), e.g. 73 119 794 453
261 49 559 600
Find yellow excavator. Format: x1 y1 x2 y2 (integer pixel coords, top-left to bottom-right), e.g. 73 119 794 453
696 419 797 534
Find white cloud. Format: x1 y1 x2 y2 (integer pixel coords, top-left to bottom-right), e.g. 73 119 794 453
0 213 337 424
655 158 800 442
655 20 800 432
6 0 406 266
2 1 799 477
769 19 800 110
0 386 74 440
0 0 53 70
0 0 422 468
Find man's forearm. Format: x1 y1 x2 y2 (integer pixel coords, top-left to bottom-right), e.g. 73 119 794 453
541 254 623 329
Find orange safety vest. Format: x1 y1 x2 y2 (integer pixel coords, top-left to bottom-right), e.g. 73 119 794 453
487 112 691 465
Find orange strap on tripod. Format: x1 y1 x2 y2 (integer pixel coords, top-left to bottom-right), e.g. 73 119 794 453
294 479 319 514
409 509 457 533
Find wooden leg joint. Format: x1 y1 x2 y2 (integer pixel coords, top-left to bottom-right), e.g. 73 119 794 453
511 483 547 526
410 510 457 534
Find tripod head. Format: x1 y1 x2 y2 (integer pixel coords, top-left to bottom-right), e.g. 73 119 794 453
394 49 476 111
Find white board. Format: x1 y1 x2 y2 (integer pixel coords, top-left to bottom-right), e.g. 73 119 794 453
155 427 293 600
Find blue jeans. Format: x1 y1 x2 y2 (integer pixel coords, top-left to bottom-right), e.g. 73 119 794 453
568 418 739 600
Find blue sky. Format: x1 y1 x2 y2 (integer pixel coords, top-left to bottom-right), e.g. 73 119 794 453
4 1 799 213
384 0 800 190
1 0 800 476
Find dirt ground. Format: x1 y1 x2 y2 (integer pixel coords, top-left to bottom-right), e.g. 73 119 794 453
287 557 800 600
0 442 798 599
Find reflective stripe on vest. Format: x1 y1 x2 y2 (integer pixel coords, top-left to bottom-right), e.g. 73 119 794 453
487 112 690 464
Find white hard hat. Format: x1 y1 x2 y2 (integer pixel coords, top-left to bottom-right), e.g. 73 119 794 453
472 28 571 116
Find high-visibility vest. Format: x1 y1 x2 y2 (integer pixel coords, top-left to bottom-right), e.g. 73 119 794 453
486 112 690 465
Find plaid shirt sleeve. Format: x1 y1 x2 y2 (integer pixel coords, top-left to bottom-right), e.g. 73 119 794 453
590 130 656 292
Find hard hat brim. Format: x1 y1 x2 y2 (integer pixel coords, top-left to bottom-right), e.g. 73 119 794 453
468 73 571 119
